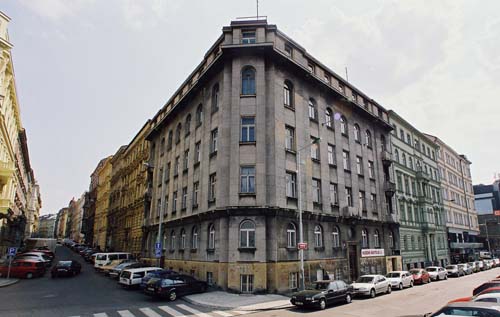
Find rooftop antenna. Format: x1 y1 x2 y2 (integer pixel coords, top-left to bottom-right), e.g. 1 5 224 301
345 66 349 82
256 0 259 19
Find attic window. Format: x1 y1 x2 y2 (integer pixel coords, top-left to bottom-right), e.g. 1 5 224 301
284 43 293 57
242 30 256 44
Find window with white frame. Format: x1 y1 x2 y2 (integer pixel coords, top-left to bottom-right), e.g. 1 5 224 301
314 225 323 248
194 142 201 164
354 124 361 142
241 30 256 44
361 229 368 248
346 187 353 207
241 117 255 142
332 226 340 248
285 171 297 198
170 231 176 250
289 272 298 290
311 138 320 160
356 156 363 175
359 191 366 211
389 231 394 248
240 166 256 193
193 182 199 206
312 178 321 203
370 193 377 210
211 83 220 112
374 230 380 248
172 191 177 212
181 187 187 209
284 81 293 108
209 173 216 201
330 183 338 205
365 130 372 148
340 116 348 135
240 274 254 293
308 98 317 120
191 227 198 249
325 108 333 128
210 128 218 153
240 220 256 248
208 224 215 249
183 149 189 171
196 104 203 126
180 229 186 250
327 144 336 165
241 66 256 95
343 150 350 171
287 223 297 248
285 126 295 151
368 161 374 178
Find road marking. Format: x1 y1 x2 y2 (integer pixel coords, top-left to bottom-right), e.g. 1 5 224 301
176 304 211 317
118 310 136 317
139 307 162 317
232 311 255 315
213 311 234 317
94 314 108 317
158 305 186 316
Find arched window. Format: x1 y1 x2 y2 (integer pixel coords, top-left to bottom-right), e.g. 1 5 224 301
170 230 176 250
241 66 256 95
365 130 372 148
196 104 203 126
175 123 182 144
185 114 191 136
409 157 413 170
374 230 380 248
284 81 293 108
208 224 215 249
180 229 186 250
389 231 394 248
212 83 220 112
314 225 323 248
167 131 173 150
332 226 340 248
394 149 399 163
361 229 368 248
402 153 407 166
353 124 361 142
325 108 333 128
240 220 256 248
191 227 198 250
286 223 296 248
340 116 348 135
308 98 317 120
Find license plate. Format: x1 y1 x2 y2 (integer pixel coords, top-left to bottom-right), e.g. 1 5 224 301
295 301 303 305
147 287 155 291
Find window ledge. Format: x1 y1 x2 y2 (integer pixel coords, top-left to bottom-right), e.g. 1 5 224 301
314 246 325 251
331 203 339 208
192 203 199 209
239 192 256 197
206 248 215 253
181 207 187 211
285 149 297 155
208 198 216 204
286 196 298 201
341 133 348 138
238 247 256 252
344 169 351 173
309 118 319 123
210 151 217 158
328 163 337 168
284 105 295 111
240 141 256 146
358 174 364 178
286 247 298 252
173 173 178 178
326 126 334 132
178 249 185 253
190 248 197 253
183 169 188 174
169 249 175 253
311 158 320 163
240 94 256 98
193 161 200 167
211 108 219 114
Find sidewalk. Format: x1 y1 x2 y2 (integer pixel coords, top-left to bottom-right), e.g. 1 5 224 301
184 291 292 311
0 278 19 287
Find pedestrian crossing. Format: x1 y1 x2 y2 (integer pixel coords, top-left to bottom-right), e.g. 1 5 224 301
70 303 256 317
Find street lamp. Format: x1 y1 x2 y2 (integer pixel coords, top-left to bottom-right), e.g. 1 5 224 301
296 136 321 291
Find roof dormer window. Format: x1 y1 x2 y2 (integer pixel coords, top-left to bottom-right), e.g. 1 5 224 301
284 43 293 57
242 30 256 44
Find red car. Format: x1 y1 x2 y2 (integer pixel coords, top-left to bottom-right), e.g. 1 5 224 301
473 281 500 296
409 268 431 284
449 287 500 303
0 259 46 279
30 247 55 258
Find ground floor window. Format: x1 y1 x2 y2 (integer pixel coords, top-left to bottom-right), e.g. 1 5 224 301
289 272 298 290
240 274 254 293
207 272 214 285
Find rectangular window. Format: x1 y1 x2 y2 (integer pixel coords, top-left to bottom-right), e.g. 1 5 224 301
172 191 177 212
339 83 345 94
289 272 298 290
164 194 168 214
206 272 214 285
370 193 377 210
356 156 363 175
285 171 297 198
209 173 217 201
311 138 320 160
307 62 314 73
285 126 295 151
241 30 256 44
194 142 201 164
324 74 330 84
240 166 256 193
240 274 254 293
346 187 353 207
158 168 163 186
368 161 374 178
330 183 338 205
284 43 293 57
174 157 180 176
210 129 218 154
193 182 199 206
181 187 187 209
165 163 170 182
241 117 255 142
343 151 350 171
327 144 336 165
183 149 189 171
156 199 161 217
312 178 321 203
359 191 366 211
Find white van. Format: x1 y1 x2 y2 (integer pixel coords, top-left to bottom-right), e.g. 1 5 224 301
94 253 131 269
119 267 162 287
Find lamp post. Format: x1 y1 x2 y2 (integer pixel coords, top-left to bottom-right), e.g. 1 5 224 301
296 136 321 291
479 222 493 255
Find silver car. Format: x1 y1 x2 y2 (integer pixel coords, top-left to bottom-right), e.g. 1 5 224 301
458 263 473 275
425 266 447 281
446 264 464 277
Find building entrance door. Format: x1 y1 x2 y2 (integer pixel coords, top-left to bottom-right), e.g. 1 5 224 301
349 244 359 282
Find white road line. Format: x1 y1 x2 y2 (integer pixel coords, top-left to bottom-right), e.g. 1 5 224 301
232 311 255 315
176 304 211 317
139 307 162 317
94 314 108 317
118 310 136 317
213 311 234 317
158 305 186 317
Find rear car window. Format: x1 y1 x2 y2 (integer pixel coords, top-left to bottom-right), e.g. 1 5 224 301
121 271 131 279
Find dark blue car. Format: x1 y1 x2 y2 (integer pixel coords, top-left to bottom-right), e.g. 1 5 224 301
140 269 178 289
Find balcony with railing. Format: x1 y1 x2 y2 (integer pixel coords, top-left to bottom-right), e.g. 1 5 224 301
416 170 430 181
383 181 396 196
381 150 392 166
0 160 15 186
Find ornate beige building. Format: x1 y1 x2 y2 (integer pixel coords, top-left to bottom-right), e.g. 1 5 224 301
93 156 113 250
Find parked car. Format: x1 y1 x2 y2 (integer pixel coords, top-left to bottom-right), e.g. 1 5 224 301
493 258 500 267
108 261 143 279
473 281 500 296
144 274 208 301
458 263 473 275
94 252 131 269
30 247 55 258
386 271 414 290
410 268 431 284
351 275 391 298
476 261 485 271
450 287 500 303
446 265 464 277
119 267 162 288
140 269 178 289
0 259 46 279
96 259 124 274
51 260 81 278
468 262 479 273
473 293 500 304
15 252 52 267
82 249 99 263
425 266 447 281
290 280 353 310
430 302 500 316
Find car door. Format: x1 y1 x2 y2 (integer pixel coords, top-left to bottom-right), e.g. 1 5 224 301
326 282 337 303
374 276 382 293
334 281 347 302
379 276 388 291
133 271 145 285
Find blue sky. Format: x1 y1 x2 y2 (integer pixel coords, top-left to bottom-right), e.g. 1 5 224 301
3 0 500 215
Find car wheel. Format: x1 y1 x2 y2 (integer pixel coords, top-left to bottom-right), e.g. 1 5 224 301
319 298 326 310
26 272 33 279
370 289 376 298
386 286 392 294
398 283 403 290
410 281 414 288
444 274 448 280
345 294 352 304
169 291 177 301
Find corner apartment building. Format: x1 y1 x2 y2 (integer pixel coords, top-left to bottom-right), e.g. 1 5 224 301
389 111 449 269
424 134 480 263
143 19 400 294
93 156 112 250
107 121 150 257
55 207 69 239
37 214 56 238
474 180 500 255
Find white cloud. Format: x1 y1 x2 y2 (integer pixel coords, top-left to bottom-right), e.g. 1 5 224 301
19 0 94 21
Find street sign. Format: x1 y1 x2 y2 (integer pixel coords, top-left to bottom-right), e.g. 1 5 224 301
7 247 16 279
155 242 161 249
7 247 16 256
298 242 308 250
154 242 162 258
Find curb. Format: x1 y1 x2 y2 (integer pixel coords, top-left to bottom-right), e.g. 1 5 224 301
183 296 293 311
0 279 19 288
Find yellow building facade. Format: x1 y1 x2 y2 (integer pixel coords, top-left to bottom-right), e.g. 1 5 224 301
93 156 112 250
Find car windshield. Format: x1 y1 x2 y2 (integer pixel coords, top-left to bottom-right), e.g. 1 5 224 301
96 255 106 260
356 276 374 283
446 266 456 269
426 268 437 272
57 261 72 267
314 282 329 290
410 269 421 274
386 273 401 278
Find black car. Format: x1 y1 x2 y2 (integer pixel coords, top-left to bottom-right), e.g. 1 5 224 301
144 274 207 301
51 260 82 278
290 280 353 310
140 269 178 289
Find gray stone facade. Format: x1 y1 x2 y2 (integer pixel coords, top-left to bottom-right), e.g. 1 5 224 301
144 19 399 294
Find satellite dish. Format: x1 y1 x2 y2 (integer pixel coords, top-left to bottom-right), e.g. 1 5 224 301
334 113 342 121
